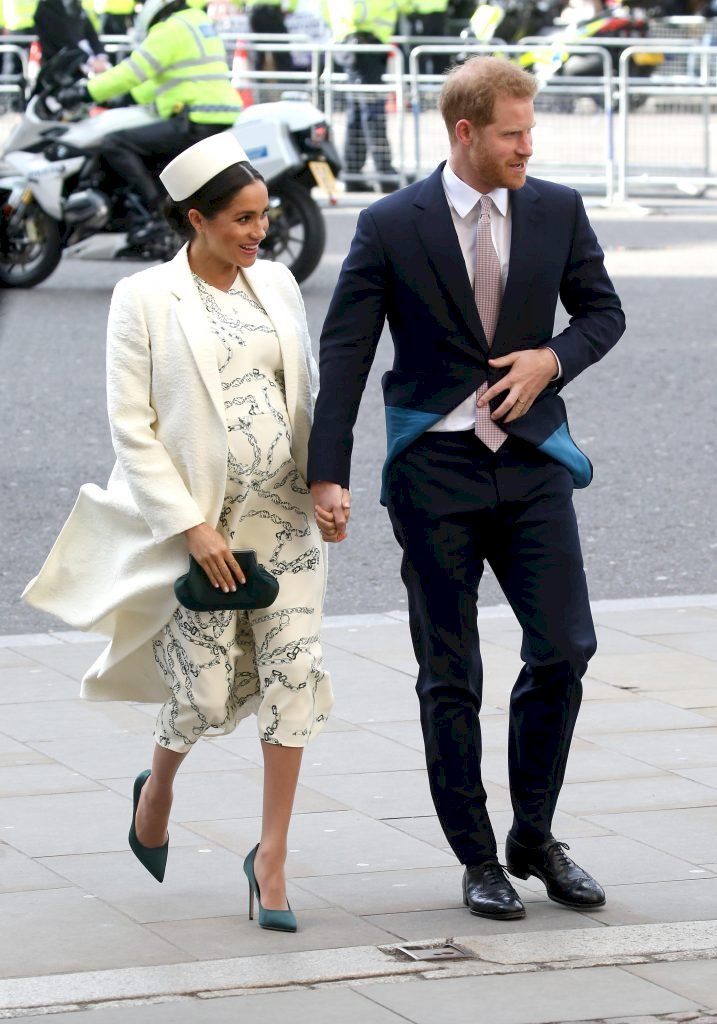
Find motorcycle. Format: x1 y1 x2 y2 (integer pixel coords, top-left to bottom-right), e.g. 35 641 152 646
0 49 341 288
461 0 664 109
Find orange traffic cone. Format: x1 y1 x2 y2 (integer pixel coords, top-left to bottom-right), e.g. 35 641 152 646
385 44 398 114
27 40 42 89
232 37 254 109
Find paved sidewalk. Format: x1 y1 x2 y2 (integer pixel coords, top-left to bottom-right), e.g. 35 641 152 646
1 595 716 1021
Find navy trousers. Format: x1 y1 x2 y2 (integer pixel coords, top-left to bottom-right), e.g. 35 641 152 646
385 431 597 866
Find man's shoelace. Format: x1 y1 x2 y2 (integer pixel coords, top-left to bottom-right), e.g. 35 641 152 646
544 840 574 869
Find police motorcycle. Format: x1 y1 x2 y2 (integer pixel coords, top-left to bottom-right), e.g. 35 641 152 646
460 0 664 109
0 50 341 288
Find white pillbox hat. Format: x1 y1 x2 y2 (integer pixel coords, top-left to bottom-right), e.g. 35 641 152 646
160 131 250 202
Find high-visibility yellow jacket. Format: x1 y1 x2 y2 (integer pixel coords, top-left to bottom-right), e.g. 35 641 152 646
87 7 244 123
325 0 399 44
3 0 38 31
81 0 100 28
244 0 297 10
94 0 135 16
403 0 448 15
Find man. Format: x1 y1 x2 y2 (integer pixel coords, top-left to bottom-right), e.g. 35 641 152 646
243 0 297 75
403 0 451 76
94 0 135 36
309 57 625 920
326 0 399 191
34 0 107 67
58 0 243 244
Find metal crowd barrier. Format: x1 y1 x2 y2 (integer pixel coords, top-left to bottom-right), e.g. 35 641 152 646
616 43 717 202
0 42 29 110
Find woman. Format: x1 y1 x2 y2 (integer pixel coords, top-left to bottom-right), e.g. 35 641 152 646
24 131 344 933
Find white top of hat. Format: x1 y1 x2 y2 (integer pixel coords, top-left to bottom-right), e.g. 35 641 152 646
159 131 250 202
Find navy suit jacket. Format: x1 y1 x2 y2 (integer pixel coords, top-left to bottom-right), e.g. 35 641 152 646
307 165 625 502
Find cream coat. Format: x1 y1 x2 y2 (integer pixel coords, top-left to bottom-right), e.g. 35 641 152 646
23 246 320 702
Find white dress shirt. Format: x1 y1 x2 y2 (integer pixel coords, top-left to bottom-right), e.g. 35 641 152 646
428 162 559 433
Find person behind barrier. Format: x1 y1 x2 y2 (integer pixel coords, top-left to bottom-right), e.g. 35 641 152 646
57 0 244 246
34 0 108 67
326 0 400 191
309 56 625 922
24 131 338 929
94 0 136 35
243 0 297 75
403 0 451 76
2 0 38 40
1 0 38 106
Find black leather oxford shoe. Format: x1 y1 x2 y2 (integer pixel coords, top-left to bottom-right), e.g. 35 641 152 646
462 860 526 919
505 835 606 910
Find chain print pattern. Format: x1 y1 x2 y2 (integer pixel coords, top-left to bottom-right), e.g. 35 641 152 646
152 271 333 751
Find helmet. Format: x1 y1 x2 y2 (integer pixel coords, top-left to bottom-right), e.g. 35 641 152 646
133 0 206 42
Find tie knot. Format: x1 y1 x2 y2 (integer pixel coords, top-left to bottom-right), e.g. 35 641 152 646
479 195 493 219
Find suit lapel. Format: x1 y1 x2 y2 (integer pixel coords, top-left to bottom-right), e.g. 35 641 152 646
413 166 490 358
493 180 544 355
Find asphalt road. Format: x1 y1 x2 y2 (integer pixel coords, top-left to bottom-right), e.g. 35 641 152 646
1 200 715 635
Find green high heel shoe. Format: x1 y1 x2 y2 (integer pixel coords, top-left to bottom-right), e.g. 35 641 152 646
243 843 297 932
128 769 168 883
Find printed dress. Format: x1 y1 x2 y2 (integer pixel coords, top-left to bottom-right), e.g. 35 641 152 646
152 269 333 751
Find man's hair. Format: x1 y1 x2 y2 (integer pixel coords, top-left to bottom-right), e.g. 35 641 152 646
439 57 537 144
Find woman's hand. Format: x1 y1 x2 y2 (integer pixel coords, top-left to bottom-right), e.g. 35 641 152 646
184 523 246 592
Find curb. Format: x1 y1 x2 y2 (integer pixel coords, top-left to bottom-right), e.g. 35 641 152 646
0 920 715 1015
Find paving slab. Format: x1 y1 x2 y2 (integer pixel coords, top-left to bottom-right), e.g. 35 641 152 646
27 732 244 778
14 987 411 1024
0 889 189 979
355 967 701 1024
34 846 328 924
0 665 83 702
626 961 717 1006
102 768 346 820
588 729 717 771
587 808 717 866
185 809 456 875
145 906 401 959
557 774 717 816
0 790 201 858
0 763 102 798
587 653 717 692
0 844 74 895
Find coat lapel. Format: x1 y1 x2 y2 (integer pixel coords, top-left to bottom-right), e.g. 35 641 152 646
413 165 490 358
165 246 226 429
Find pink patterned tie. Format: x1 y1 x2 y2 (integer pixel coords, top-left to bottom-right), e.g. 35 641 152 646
474 195 507 452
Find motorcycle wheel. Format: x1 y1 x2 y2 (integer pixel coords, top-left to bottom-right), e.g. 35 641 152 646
0 202 63 288
261 180 325 285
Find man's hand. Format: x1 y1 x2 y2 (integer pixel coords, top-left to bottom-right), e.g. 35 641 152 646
311 482 351 543
478 348 559 423
88 55 110 74
184 522 246 592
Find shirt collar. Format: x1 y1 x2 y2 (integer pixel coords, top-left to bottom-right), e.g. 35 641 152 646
442 161 509 220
